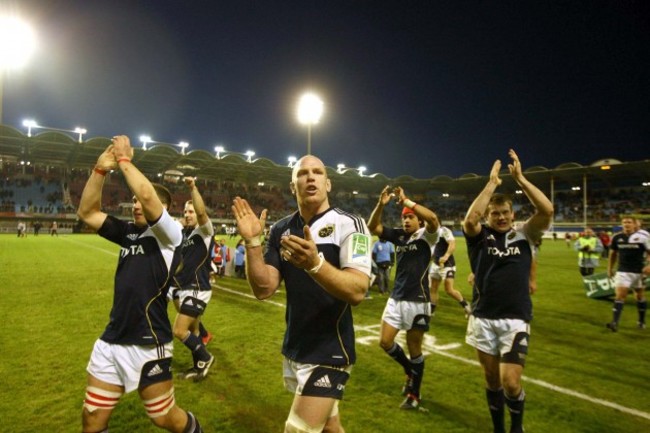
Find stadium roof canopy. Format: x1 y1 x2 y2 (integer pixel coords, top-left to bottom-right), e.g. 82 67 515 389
1 125 648 194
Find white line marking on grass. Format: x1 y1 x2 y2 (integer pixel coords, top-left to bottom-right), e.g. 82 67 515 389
214 284 286 308
214 285 650 421
63 237 118 256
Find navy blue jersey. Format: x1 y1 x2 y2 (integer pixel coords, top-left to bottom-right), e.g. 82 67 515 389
173 221 214 291
265 208 371 366
611 231 650 273
432 226 456 267
382 226 438 302
464 225 534 321
97 211 182 345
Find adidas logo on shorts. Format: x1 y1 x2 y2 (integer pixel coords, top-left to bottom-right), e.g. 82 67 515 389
147 363 164 377
314 374 332 388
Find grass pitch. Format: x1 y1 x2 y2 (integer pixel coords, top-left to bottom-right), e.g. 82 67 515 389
1 233 648 432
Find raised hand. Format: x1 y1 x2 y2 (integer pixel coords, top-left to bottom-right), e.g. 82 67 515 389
96 144 117 171
232 196 266 241
183 176 196 189
378 185 393 206
489 159 502 187
507 149 524 181
110 135 135 160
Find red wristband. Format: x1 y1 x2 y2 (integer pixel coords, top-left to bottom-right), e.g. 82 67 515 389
117 157 131 164
93 167 107 176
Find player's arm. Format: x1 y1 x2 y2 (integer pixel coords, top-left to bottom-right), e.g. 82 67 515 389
232 197 281 299
463 160 502 237
281 226 370 305
368 185 393 237
77 145 117 231
112 136 163 222
185 177 212 230
508 149 554 237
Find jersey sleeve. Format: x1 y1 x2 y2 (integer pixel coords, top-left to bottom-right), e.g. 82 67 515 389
339 217 372 276
149 208 183 248
97 215 129 245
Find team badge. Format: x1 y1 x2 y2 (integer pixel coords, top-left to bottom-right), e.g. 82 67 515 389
318 224 335 237
507 232 517 240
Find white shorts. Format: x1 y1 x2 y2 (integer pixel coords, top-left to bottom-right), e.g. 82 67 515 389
428 264 456 281
86 339 174 393
282 358 352 401
381 298 431 331
615 272 645 290
465 316 530 365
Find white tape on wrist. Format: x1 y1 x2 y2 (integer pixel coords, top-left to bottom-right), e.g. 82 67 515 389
306 252 325 275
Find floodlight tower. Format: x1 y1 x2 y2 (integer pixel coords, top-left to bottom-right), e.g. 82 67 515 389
0 15 36 124
297 92 324 155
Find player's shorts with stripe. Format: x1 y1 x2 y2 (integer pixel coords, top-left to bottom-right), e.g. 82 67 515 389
87 339 173 393
381 298 431 331
465 316 530 366
283 357 352 400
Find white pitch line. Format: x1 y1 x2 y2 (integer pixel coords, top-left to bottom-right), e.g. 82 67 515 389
213 284 650 421
63 237 119 256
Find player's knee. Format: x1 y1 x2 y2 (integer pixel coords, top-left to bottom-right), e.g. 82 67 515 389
173 326 189 340
379 338 393 351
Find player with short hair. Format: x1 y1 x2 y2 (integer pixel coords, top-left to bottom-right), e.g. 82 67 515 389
606 216 650 331
462 149 553 433
77 136 202 433
232 155 372 433
169 177 215 381
428 225 471 317
368 185 440 410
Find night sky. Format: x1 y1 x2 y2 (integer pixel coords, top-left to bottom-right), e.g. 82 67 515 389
3 0 649 179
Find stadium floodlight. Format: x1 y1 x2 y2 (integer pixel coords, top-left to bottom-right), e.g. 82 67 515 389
74 127 87 143
214 145 224 159
179 141 189 155
287 156 297 167
297 92 324 155
358 165 366 176
515 190 523 195
245 150 255 163
22 119 37 136
337 163 346 173
571 186 581 191
0 16 37 124
442 193 450 198
139 135 152 150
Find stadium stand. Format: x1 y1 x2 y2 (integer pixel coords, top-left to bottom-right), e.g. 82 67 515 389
1 124 648 234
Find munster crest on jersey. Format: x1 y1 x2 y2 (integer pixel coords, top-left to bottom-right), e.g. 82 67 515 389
318 224 335 237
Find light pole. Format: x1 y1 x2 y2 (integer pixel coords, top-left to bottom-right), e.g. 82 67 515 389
139 135 152 150
74 127 87 143
0 15 36 124
214 145 224 159
245 150 255 163
297 92 324 155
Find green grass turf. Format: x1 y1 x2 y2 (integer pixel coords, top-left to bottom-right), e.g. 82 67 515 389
0 234 648 432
